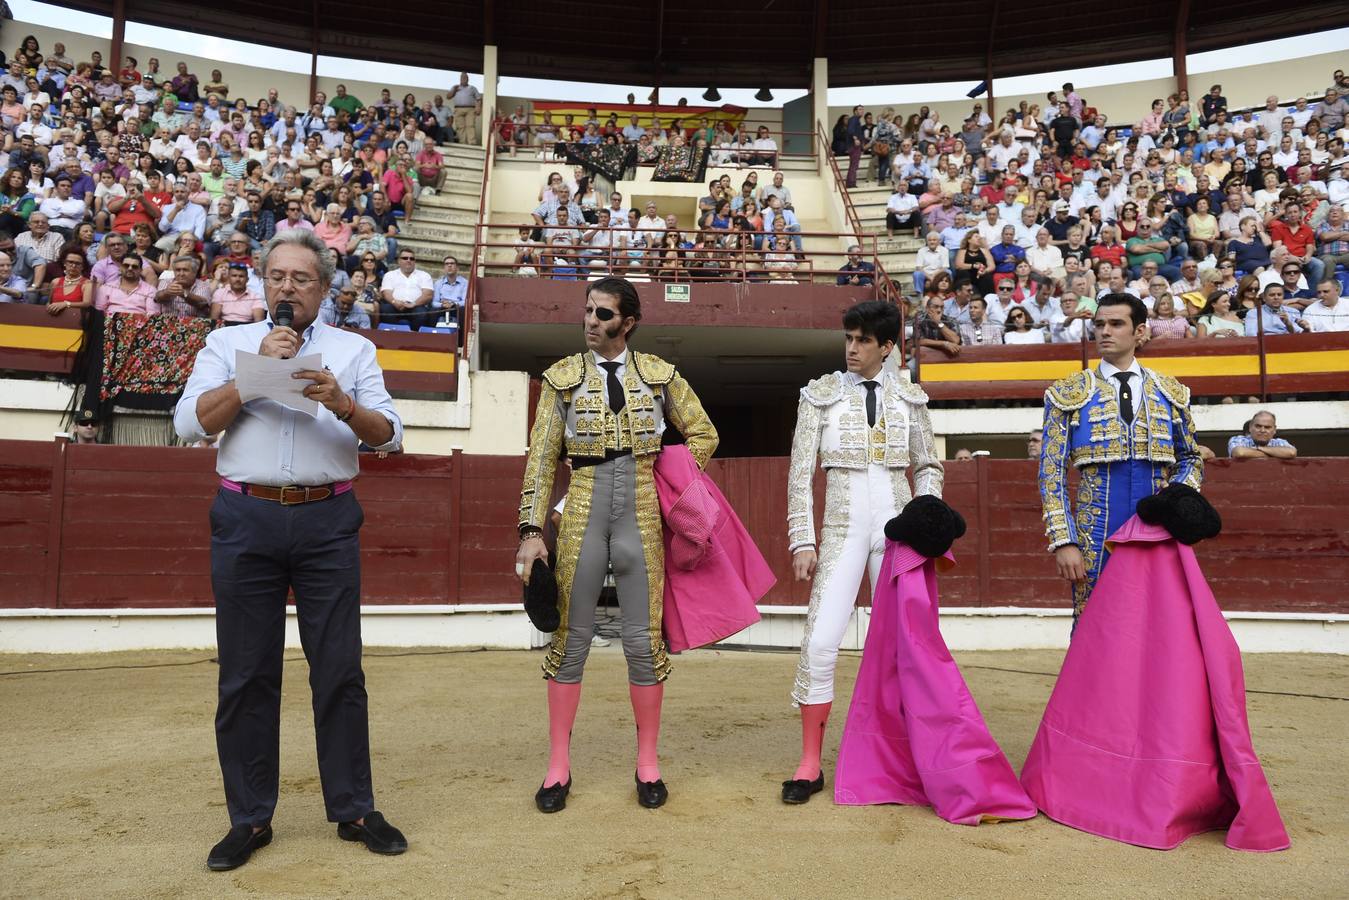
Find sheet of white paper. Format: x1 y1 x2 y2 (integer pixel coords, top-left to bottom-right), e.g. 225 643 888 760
235 350 324 417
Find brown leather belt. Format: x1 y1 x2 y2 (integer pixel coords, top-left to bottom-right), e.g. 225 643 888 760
221 478 352 505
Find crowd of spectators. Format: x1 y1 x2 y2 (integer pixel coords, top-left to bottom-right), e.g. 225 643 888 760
0 35 483 332
498 103 780 168
846 73 1349 355
516 167 816 282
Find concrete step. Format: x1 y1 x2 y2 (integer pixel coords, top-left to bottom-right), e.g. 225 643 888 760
414 205 480 227
403 225 476 247
435 143 487 160
417 187 483 210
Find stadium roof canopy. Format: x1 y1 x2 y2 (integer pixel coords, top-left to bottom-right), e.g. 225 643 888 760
52 0 1349 90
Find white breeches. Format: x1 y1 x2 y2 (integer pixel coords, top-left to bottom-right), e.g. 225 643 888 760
792 464 909 706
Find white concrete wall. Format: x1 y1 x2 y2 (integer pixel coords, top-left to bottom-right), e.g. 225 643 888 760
3 606 1344 654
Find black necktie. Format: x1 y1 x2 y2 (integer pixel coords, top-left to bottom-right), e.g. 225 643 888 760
600 361 625 414
862 380 879 428
1112 372 1134 423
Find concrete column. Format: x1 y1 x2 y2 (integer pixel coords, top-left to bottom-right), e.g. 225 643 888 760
812 56 829 178
482 44 499 149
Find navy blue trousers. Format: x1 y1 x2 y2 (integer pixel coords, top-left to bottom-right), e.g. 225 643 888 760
209 487 373 827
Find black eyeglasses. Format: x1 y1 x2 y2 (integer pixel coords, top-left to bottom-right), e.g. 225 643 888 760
399 255 415 260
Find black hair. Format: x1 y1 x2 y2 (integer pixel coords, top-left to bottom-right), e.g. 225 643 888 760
1096 292 1148 328
842 300 900 348
586 276 642 337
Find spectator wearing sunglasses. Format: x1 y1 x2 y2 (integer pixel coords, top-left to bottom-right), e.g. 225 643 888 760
378 248 434 330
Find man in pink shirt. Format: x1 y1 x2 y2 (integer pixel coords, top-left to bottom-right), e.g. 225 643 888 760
275 199 314 233
95 251 157 315
210 262 265 324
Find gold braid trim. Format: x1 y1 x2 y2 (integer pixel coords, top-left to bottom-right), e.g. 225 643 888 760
543 466 596 679
663 371 718 470
1045 369 1093 412
633 455 672 682
631 351 675 385
518 381 565 531
1150 370 1191 408
542 353 585 390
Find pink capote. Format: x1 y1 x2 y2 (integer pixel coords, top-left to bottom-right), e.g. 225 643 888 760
653 445 774 653
834 541 1037 825
1020 516 1290 852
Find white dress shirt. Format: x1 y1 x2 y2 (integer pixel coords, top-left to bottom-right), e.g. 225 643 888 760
1097 357 1143 419
174 317 403 485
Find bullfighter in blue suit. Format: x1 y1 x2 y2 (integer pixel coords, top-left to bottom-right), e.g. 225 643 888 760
1038 293 1205 621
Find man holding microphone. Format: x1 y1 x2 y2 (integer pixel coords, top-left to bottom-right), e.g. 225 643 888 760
174 230 407 871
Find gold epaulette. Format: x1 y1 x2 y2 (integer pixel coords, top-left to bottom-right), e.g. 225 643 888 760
1149 370 1191 408
801 371 845 407
542 353 585 390
1045 369 1094 411
631 351 676 385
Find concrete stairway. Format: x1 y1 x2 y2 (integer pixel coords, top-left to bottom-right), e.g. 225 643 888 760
398 143 487 274
831 159 925 293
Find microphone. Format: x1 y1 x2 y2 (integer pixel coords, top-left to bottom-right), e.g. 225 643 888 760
274 301 294 329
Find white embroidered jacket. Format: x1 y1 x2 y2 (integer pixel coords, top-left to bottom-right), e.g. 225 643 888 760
787 370 944 551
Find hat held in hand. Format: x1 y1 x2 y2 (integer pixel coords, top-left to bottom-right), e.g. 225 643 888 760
523 559 561 633
884 495 967 558
1135 483 1222 545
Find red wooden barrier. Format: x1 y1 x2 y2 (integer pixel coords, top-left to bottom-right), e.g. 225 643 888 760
0 441 1345 614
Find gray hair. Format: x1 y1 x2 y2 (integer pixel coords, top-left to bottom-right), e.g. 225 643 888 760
259 230 335 289
171 255 200 274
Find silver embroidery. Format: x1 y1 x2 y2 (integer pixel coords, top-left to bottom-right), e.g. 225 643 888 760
792 468 852 706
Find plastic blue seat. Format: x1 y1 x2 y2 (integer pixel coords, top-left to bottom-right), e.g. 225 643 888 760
377 322 412 331
425 325 458 335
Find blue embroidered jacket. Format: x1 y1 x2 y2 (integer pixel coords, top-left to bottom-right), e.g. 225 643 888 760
1038 366 1203 553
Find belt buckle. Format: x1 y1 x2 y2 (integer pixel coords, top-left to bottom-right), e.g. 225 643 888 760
279 485 310 505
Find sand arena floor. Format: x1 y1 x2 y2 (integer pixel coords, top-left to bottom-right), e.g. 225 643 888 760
1 646 1346 899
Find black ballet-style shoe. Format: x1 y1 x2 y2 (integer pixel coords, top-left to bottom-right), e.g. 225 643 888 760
781 771 825 804
535 777 571 813
635 772 668 809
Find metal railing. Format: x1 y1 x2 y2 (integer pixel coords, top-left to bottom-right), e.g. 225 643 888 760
473 222 899 292
913 326 1349 403
492 121 816 169
814 119 910 361
460 108 497 361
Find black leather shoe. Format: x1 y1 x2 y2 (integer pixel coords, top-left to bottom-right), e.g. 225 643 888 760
337 810 407 855
781 772 825 804
635 772 668 809
207 823 272 871
535 777 571 813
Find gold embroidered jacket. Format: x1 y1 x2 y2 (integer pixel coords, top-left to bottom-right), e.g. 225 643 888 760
787 370 944 551
518 350 717 531
1039 366 1204 551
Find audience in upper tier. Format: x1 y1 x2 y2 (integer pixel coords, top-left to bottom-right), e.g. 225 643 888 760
879 73 1349 345
0 35 488 331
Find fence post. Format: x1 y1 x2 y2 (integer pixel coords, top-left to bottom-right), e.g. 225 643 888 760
975 454 991 606
1255 306 1268 401
448 448 464 604
44 436 70 607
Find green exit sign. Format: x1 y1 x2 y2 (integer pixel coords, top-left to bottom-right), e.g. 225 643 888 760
664 284 691 303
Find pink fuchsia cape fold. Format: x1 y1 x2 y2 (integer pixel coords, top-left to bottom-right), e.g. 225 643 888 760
653 445 773 653
1019 515 1290 852
833 541 1037 825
